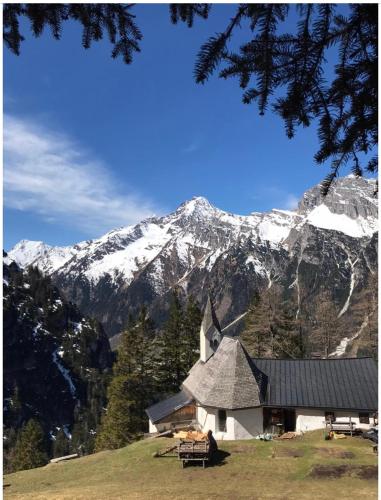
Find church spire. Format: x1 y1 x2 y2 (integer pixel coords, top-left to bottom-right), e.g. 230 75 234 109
200 295 222 362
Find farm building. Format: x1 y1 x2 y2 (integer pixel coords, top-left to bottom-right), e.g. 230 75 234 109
146 298 378 439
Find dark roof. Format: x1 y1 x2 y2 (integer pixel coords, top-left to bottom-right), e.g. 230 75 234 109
183 336 266 410
253 357 378 411
145 389 193 424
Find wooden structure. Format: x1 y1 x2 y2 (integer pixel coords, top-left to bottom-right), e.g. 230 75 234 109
325 418 356 436
50 453 78 464
177 439 212 468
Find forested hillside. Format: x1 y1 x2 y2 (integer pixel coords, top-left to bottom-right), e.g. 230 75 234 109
3 255 112 472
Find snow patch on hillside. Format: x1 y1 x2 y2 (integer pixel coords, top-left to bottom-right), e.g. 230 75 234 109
307 205 377 238
52 349 76 397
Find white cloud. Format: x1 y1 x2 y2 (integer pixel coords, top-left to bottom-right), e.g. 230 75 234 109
4 114 163 235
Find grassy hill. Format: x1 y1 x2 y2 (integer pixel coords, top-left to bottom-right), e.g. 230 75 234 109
3 431 377 499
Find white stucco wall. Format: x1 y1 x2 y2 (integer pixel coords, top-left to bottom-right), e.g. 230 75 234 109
296 408 376 433
197 405 263 440
233 407 263 439
148 420 172 433
295 408 326 432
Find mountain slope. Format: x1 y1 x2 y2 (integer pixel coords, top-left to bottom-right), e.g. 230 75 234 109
3 255 112 470
9 176 378 356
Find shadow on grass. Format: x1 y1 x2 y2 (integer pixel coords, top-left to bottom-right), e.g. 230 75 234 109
210 449 231 467
181 450 231 469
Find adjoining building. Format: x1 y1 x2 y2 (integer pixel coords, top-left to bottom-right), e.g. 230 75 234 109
146 298 378 439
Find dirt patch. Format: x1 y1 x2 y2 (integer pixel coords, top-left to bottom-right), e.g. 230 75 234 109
309 464 351 478
229 446 254 454
355 465 378 480
315 447 355 459
309 464 378 479
274 447 304 458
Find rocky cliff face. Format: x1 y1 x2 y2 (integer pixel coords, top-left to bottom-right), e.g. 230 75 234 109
9 176 378 357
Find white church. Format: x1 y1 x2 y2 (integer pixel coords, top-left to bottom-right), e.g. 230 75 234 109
146 297 377 440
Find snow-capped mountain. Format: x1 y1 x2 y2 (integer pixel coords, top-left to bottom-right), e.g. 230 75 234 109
9 176 378 357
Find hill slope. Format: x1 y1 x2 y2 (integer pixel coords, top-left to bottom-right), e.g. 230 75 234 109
3 432 377 499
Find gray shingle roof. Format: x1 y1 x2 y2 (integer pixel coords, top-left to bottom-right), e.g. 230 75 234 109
253 357 378 411
201 295 221 340
145 389 194 424
183 336 267 410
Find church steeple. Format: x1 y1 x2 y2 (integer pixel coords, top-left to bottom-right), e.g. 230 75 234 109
200 295 222 362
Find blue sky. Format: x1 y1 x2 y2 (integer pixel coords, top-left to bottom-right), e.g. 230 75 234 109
4 4 355 250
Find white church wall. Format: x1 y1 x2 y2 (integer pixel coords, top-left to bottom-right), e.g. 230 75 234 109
148 420 170 433
296 408 375 432
197 406 263 440
296 408 326 432
197 406 216 433
335 411 375 430
232 407 263 439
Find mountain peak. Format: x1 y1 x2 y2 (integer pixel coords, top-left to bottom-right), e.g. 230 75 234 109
176 196 216 216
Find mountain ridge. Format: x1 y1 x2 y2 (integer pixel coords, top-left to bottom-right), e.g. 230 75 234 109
8 176 378 357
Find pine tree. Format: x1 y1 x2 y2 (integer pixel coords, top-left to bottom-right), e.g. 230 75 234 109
95 308 155 451
53 429 70 458
174 4 377 189
181 296 202 373
309 290 342 357
241 287 304 359
94 374 144 450
12 419 48 472
155 292 186 394
4 4 142 64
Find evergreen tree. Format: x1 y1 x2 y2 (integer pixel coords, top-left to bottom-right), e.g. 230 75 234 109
155 292 186 394
4 4 142 64
173 4 378 189
309 290 342 357
53 429 70 458
12 419 48 472
181 296 202 372
241 287 304 359
95 308 155 451
5 5 376 187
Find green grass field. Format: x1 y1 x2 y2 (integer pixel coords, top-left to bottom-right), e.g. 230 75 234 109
3 431 378 499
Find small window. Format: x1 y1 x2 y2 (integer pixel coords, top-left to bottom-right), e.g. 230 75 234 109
359 412 370 424
325 411 336 423
218 410 227 432
270 409 282 425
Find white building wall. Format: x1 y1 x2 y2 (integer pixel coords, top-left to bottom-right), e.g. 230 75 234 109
233 407 263 439
148 420 171 433
296 408 375 433
295 408 326 432
197 405 263 440
197 405 217 433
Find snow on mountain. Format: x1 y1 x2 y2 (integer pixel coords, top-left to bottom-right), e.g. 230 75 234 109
306 204 378 238
9 240 87 275
7 176 377 357
8 177 377 286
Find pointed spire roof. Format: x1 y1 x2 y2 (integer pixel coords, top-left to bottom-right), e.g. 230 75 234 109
201 295 221 340
183 336 267 409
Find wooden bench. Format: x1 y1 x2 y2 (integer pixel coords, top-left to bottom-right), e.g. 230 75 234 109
325 419 356 436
